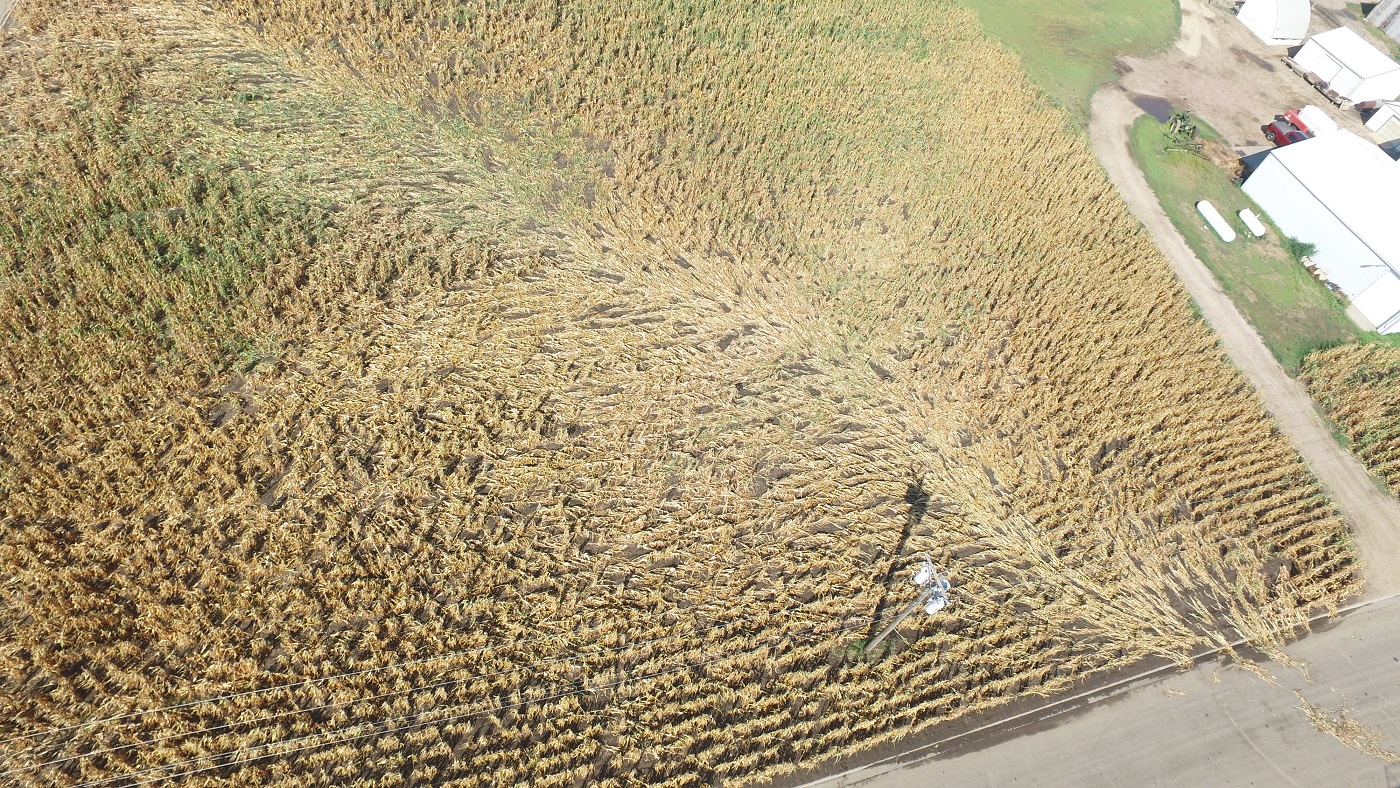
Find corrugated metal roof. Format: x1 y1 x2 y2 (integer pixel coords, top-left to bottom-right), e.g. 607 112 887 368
1238 0 1310 42
1272 0 1311 37
1355 273 1400 331
1265 130 1400 270
1309 27 1400 79
1368 0 1400 40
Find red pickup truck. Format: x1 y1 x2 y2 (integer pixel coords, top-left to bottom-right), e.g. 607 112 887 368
1261 116 1309 146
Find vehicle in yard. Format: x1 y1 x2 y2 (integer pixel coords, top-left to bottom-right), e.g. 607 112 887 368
1282 105 1340 136
1262 116 1309 146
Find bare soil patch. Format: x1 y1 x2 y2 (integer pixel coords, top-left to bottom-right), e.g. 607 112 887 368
1116 0 1384 147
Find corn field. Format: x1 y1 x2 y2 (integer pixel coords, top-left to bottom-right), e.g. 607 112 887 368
0 0 1359 786
1303 344 1400 495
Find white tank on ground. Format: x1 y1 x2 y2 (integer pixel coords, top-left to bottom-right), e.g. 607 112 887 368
1197 200 1237 242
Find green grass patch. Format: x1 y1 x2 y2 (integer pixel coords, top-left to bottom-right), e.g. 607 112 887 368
1346 3 1400 60
1128 115 1362 371
958 0 1179 122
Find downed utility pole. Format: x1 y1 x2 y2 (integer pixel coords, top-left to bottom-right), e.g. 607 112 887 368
865 555 951 654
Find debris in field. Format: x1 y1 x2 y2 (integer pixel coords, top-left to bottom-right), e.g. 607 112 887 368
1298 701 1400 762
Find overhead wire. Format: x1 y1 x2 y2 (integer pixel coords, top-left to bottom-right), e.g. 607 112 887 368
70 616 869 788
3 594 861 780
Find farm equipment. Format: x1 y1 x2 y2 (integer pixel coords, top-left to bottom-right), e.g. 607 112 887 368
1164 110 1203 154
1280 57 1352 108
1160 111 1242 177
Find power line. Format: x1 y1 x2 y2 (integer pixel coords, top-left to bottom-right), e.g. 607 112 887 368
0 576 545 749
6 596 855 779
1 568 787 750
71 617 866 788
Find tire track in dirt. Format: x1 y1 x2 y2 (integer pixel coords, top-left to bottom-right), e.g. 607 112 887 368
1087 85 1400 599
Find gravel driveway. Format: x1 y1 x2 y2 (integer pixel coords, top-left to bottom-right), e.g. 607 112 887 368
1088 84 1400 598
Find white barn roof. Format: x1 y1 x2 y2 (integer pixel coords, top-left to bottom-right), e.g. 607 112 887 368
1238 0 1311 45
1244 130 1400 330
1262 131 1400 271
1308 26 1400 79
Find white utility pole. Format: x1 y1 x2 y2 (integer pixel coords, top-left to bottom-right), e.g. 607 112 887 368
865 555 950 654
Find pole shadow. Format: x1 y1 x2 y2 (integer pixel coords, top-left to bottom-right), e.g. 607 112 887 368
861 482 929 643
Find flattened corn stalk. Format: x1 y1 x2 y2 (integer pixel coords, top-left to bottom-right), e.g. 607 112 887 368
0 0 1359 787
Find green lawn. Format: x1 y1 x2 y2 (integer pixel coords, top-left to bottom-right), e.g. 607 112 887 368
959 0 1179 121
1346 3 1400 60
1128 115 1363 371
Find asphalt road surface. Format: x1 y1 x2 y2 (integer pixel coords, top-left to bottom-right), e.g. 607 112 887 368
807 594 1400 787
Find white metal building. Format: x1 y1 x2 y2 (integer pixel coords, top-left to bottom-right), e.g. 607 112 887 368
1369 0 1400 43
1293 27 1400 102
1366 99 1400 139
1236 0 1311 47
1242 130 1400 333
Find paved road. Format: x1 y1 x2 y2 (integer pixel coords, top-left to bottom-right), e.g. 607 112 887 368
1086 86 1400 598
797 8 1400 786
807 594 1400 787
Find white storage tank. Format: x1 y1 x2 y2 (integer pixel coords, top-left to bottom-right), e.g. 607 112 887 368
1238 209 1268 237
1197 201 1237 242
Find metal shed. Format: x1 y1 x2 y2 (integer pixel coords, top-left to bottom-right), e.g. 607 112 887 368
1293 27 1400 102
1242 131 1400 332
1236 0 1311 47
1368 0 1400 43
1366 99 1400 140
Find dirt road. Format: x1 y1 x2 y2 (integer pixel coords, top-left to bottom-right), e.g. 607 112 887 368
793 5 1400 785
1088 85 1400 598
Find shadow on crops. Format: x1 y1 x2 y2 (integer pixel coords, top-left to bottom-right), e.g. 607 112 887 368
860 482 929 645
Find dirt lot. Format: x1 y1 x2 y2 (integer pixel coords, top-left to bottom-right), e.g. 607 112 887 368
1085 0 1400 597
1115 0 1395 147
